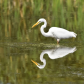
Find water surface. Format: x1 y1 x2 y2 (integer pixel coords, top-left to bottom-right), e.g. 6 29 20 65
0 39 84 84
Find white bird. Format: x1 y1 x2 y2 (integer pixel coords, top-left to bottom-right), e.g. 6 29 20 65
31 46 77 69
32 18 77 44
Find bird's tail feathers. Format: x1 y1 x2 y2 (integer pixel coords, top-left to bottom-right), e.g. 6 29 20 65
70 47 77 53
72 47 77 52
71 32 77 38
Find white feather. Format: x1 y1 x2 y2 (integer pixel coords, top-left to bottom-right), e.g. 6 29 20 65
32 18 77 43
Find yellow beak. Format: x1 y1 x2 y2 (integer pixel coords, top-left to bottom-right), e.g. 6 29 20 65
31 59 39 66
32 22 39 28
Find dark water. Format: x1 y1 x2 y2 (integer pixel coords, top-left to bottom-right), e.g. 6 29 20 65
0 39 84 84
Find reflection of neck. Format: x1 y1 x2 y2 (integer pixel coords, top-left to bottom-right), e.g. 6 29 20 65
39 51 47 69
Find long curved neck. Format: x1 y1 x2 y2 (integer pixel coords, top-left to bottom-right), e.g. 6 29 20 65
40 21 50 37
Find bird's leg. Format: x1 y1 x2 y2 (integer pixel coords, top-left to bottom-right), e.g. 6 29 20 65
52 32 59 44
57 39 60 44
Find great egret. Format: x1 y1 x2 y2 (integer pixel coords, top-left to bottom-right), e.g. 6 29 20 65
31 46 77 69
32 18 77 44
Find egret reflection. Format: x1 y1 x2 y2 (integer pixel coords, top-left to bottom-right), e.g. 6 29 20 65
31 46 77 69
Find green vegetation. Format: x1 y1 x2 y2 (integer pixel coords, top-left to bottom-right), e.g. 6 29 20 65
0 0 84 42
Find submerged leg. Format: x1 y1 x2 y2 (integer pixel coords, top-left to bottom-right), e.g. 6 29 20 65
57 39 60 44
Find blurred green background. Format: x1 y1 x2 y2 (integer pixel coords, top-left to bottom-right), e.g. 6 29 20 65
0 0 83 42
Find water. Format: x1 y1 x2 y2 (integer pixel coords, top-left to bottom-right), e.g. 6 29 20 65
0 38 84 84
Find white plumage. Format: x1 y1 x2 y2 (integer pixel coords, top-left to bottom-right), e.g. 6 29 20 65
32 18 77 43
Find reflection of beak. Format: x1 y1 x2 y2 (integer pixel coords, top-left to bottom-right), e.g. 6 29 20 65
31 59 39 66
32 22 39 28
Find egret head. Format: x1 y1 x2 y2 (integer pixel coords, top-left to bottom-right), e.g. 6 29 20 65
32 18 46 28
38 18 46 23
